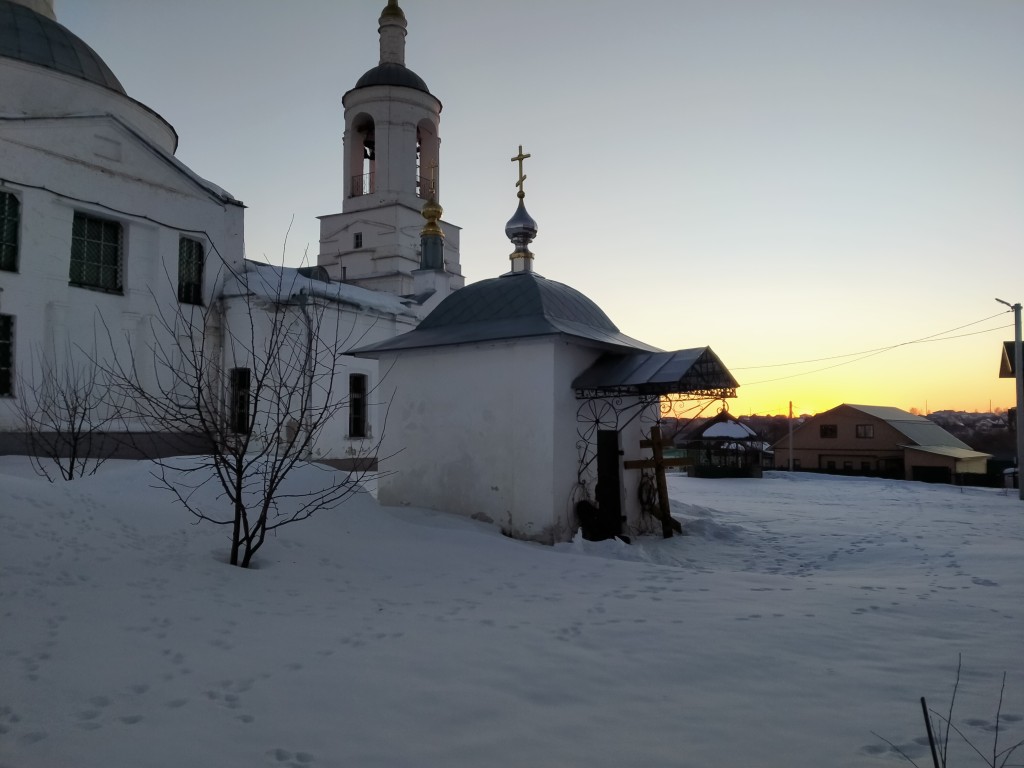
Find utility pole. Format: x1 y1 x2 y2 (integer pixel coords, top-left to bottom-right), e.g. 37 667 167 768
996 298 1023 501
788 401 794 472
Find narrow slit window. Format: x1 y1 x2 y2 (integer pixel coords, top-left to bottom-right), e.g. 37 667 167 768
349 373 367 438
0 314 13 396
229 368 251 434
0 191 19 272
178 237 204 305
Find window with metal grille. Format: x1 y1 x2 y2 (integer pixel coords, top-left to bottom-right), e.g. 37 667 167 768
0 192 19 272
69 213 122 292
229 368 251 434
0 314 13 396
178 237 204 305
349 373 367 438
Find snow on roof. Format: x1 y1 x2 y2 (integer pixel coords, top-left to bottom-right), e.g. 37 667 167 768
224 260 418 318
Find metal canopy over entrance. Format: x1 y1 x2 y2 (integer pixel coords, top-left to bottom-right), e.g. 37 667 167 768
571 346 740 539
572 347 738 401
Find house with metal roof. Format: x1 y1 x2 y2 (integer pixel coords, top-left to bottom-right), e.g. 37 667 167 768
355 158 738 543
771 404 990 482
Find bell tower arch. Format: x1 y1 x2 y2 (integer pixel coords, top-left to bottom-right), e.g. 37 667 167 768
318 1 463 297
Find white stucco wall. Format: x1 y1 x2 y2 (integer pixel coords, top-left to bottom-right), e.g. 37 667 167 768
0 60 178 152
374 338 560 540
372 336 656 543
0 114 244 435
318 207 462 296
216 268 421 462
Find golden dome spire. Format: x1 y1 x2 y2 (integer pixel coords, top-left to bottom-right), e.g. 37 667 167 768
419 163 445 270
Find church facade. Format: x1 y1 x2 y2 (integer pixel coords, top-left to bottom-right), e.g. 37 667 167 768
0 0 459 462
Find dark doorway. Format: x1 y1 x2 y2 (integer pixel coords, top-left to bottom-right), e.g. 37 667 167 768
579 430 622 541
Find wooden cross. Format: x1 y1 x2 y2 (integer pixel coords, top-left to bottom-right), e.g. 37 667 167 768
511 145 531 198
623 426 691 538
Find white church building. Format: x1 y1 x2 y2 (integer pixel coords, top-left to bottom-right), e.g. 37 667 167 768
0 0 461 466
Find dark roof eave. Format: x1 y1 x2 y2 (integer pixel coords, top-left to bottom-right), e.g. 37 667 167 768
351 328 652 358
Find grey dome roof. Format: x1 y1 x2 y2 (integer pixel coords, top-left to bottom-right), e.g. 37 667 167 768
353 272 659 355
353 62 430 94
0 0 125 94
420 271 617 332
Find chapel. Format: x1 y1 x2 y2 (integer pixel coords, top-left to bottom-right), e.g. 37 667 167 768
355 153 739 543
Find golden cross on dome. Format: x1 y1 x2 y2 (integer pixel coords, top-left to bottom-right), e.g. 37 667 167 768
511 145 531 199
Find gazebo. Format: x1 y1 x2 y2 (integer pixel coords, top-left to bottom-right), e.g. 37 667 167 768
673 410 766 478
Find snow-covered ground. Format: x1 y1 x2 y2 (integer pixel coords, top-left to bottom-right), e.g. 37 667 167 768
1 459 1021 768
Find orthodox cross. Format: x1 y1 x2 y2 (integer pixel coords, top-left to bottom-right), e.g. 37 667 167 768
623 426 690 538
511 145 531 199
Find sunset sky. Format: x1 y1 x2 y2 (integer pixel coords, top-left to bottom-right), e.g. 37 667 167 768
58 0 1023 416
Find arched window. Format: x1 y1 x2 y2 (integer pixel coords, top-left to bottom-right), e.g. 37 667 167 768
416 119 439 199
349 114 376 198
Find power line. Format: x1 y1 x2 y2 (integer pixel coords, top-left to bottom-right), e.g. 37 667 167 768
733 312 1008 371
737 312 1012 388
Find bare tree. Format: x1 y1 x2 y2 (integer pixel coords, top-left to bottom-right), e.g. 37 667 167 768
12 345 121 481
101 261 382 567
874 655 1024 768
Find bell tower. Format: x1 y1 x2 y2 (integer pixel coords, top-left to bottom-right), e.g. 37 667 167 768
318 1 463 298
